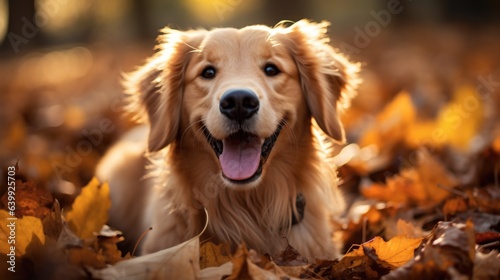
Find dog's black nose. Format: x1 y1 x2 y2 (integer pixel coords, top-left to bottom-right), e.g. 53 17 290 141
220 89 259 122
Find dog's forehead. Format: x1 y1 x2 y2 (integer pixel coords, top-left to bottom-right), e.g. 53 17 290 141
198 26 277 59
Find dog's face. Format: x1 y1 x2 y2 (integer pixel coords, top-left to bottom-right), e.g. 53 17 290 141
125 20 358 188
184 27 306 186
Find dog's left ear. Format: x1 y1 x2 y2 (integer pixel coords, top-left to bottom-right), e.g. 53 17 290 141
277 20 360 142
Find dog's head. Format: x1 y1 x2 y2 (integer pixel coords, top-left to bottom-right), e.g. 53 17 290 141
126 20 359 188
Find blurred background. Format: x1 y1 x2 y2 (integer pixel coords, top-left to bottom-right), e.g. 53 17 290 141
0 0 499 203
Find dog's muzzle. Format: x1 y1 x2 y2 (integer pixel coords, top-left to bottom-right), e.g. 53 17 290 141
203 121 284 185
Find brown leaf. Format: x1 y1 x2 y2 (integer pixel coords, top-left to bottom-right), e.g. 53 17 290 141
57 221 83 249
94 225 128 265
442 197 469 217
67 247 107 269
467 185 500 214
98 236 127 265
226 244 249 280
274 240 309 266
200 241 232 269
454 211 500 233
226 244 291 280
475 231 500 245
42 199 63 241
305 259 337 278
473 251 500 280
395 219 423 239
1 180 53 219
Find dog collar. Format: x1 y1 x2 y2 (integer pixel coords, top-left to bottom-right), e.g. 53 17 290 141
291 193 306 225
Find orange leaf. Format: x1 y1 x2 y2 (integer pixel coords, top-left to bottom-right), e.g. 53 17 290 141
359 91 416 150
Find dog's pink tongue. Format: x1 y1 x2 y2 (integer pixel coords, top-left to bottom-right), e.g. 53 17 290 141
220 134 261 181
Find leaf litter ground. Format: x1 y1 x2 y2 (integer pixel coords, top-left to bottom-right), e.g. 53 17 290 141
1 24 500 279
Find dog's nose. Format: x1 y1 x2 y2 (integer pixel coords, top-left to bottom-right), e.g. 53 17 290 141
220 89 259 122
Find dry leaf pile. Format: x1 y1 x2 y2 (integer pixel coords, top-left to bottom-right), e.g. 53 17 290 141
1 88 499 279
1 25 500 279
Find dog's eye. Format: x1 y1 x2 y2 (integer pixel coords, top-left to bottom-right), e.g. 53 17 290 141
201 66 216 79
263 63 280 76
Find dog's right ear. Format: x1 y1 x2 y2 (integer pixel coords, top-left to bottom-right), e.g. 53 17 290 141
124 28 206 152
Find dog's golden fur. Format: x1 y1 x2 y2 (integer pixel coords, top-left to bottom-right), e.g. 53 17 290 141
97 19 359 259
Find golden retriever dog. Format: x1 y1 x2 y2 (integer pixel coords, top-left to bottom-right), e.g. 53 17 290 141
97 19 359 260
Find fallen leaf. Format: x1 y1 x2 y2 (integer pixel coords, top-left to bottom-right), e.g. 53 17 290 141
226 244 248 280
67 246 107 269
0 209 46 257
367 236 423 269
274 240 309 266
65 177 111 239
304 259 337 278
96 224 123 238
475 231 500 246
199 241 232 269
94 225 130 266
42 199 63 241
89 209 209 280
362 149 459 206
382 221 475 280
433 85 484 151
416 150 460 204
442 197 469 218
473 251 500 280
467 185 500 214
454 211 500 233
57 221 83 249
198 262 233 280
359 91 416 151
226 244 294 280
329 235 422 279
395 219 423 239
0 180 53 219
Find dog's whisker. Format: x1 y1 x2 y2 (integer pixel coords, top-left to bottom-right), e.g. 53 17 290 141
179 119 204 149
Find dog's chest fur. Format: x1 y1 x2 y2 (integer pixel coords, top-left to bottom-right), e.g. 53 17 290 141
147 140 342 259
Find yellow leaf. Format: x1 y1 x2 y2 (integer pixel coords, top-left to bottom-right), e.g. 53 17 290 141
65 178 110 239
0 210 45 256
359 91 416 150
433 85 483 150
200 242 232 269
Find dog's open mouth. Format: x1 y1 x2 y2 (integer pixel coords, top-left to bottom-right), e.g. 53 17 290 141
203 123 283 184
